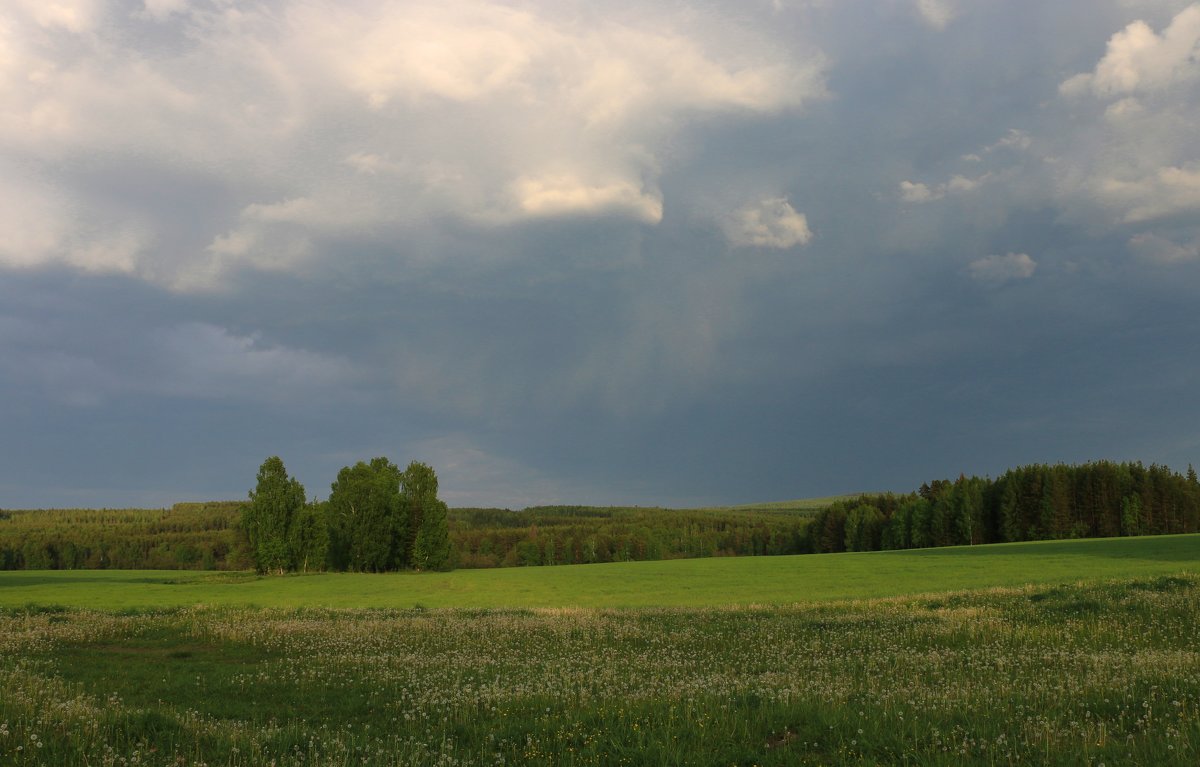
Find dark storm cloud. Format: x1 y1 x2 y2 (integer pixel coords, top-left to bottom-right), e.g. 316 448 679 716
1 0 1198 507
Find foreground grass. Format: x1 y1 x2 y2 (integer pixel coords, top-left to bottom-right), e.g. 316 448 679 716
2 534 1199 610
1 574 1198 765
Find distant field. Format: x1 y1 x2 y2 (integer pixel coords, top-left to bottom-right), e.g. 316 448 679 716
2 533 1197 610
719 494 866 512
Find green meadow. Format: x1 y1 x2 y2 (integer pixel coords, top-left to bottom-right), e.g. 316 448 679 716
1 534 1198 610
3 535 1199 765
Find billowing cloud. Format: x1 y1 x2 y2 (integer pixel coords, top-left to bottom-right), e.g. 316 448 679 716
967 252 1037 284
0 0 826 290
11 0 104 33
0 165 147 274
723 197 813 248
1098 164 1200 223
1048 5 1200 240
510 175 663 223
1060 5 1200 98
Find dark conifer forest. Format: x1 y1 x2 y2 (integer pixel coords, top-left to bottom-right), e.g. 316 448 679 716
807 461 1200 553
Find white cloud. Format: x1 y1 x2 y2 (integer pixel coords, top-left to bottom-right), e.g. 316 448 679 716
1104 96 1146 119
984 128 1032 153
900 180 940 203
510 174 663 223
1050 7 1200 233
0 172 66 268
899 174 989 203
1060 4 1200 98
968 252 1037 283
946 174 986 193
915 0 957 30
184 224 314 292
0 165 148 275
0 0 827 290
723 197 813 248
66 229 146 274
1098 163 1200 223
323 3 544 107
899 129 1023 205
12 0 104 33
1128 231 1200 263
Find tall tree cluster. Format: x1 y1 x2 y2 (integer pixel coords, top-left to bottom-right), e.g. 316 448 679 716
807 461 1200 554
243 456 451 574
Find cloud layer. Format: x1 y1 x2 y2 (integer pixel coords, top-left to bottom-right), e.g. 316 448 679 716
2 0 1199 508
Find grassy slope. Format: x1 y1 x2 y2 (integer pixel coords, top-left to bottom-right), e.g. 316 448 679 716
2 533 1198 610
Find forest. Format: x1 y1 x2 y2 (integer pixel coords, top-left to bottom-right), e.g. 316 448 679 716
807 461 1200 553
0 502 243 570
1 460 1198 571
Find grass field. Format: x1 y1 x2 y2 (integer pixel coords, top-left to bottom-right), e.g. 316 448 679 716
3 535 1199 765
2 534 1198 610
720 495 865 513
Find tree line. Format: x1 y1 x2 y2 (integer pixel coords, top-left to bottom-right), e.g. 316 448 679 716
3 459 1198 571
450 506 810 567
807 461 1200 553
0 503 245 571
242 456 452 573
0 500 815 571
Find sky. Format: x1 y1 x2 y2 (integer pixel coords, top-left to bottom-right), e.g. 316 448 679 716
2 0 1199 509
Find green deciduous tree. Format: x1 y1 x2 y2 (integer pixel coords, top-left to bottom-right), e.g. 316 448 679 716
405 461 451 571
322 457 453 572
953 475 986 545
289 501 330 572
327 458 406 572
243 456 306 574
1120 495 1143 537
